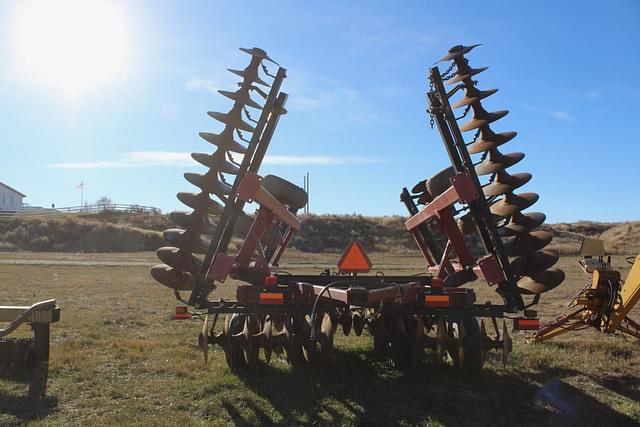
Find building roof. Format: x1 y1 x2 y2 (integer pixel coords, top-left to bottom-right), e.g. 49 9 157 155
0 181 26 197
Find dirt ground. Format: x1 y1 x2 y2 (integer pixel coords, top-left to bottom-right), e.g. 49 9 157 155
1 250 639 426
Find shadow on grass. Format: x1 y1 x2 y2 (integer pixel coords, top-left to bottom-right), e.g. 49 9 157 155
223 349 637 427
0 369 58 422
596 374 640 402
0 391 58 423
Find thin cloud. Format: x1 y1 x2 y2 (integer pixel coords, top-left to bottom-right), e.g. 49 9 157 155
49 152 382 169
549 109 574 123
127 151 192 164
264 155 382 165
49 151 192 169
523 104 575 123
49 160 133 169
286 71 381 125
185 78 221 94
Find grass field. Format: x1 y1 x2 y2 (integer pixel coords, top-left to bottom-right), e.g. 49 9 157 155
1 251 639 426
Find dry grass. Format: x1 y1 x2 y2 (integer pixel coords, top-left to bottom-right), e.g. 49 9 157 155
0 251 639 426
1 214 638 256
0 217 163 252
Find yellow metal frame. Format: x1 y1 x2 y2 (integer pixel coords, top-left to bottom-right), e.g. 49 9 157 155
607 255 640 333
533 254 640 343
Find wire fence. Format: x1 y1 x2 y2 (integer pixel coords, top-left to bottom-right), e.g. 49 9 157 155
0 203 161 220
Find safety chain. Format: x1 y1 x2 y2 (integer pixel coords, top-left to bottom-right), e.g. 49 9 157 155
465 128 481 146
427 78 436 129
261 63 275 79
243 106 258 123
440 62 456 81
236 128 249 143
455 104 472 120
227 151 240 166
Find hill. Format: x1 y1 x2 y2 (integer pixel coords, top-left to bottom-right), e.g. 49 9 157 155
0 212 637 254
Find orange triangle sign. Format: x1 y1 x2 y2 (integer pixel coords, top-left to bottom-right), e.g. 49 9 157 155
338 241 372 273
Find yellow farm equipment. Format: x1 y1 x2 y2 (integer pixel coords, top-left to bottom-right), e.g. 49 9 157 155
533 239 640 342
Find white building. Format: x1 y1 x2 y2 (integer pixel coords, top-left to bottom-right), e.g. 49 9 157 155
0 182 26 211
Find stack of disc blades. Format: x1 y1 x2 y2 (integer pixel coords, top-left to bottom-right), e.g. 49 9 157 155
151 47 278 292
413 44 564 296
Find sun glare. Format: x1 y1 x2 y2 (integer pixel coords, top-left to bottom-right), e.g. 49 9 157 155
13 0 127 98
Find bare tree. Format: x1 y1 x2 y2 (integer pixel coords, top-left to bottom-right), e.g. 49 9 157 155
95 196 113 211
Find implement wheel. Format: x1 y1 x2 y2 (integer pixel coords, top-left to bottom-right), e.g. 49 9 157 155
426 167 454 199
263 175 308 210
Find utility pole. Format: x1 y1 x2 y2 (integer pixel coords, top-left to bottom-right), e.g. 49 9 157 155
303 172 310 214
77 181 84 210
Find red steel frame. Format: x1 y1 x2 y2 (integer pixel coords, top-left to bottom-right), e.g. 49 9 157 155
404 172 505 285
206 171 301 284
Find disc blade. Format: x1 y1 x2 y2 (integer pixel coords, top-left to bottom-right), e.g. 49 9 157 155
341 312 352 336
453 88 498 109
504 230 553 257
150 264 195 291
460 110 509 132
518 269 565 294
184 172 232 197
468 128 517 154
207 111 255 133
511 250 559 276
437 44 482 62
169 211 215 235
352 312 364 336
489 192 539 217
239 46 278 64
163 228 209 253
476 151 525 176
191 152 240 175
499 212 546 235
445 66 488 86
200 314 210 364
483 172 532 197
228 68 270 87
176 192 224 214
218 89 263 110
199 132 247 154
156 246 202 274
239 46 278 65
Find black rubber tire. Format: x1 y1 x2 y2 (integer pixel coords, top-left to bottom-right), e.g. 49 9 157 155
262 175 308 210
426 167 454 198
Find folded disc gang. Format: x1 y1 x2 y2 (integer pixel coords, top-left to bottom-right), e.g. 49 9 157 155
475 149 525 176
150 264 196 291
483 171 532 197
468 126 517 154
176 192 224 214
518 269 566 294
489 192 539 217
199 132 248 154
460 105 509 132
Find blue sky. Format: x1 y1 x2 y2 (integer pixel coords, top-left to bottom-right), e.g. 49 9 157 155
1 0 639 222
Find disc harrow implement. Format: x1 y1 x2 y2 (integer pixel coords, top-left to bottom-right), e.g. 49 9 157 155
404 43 565 311
151 45 560 372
